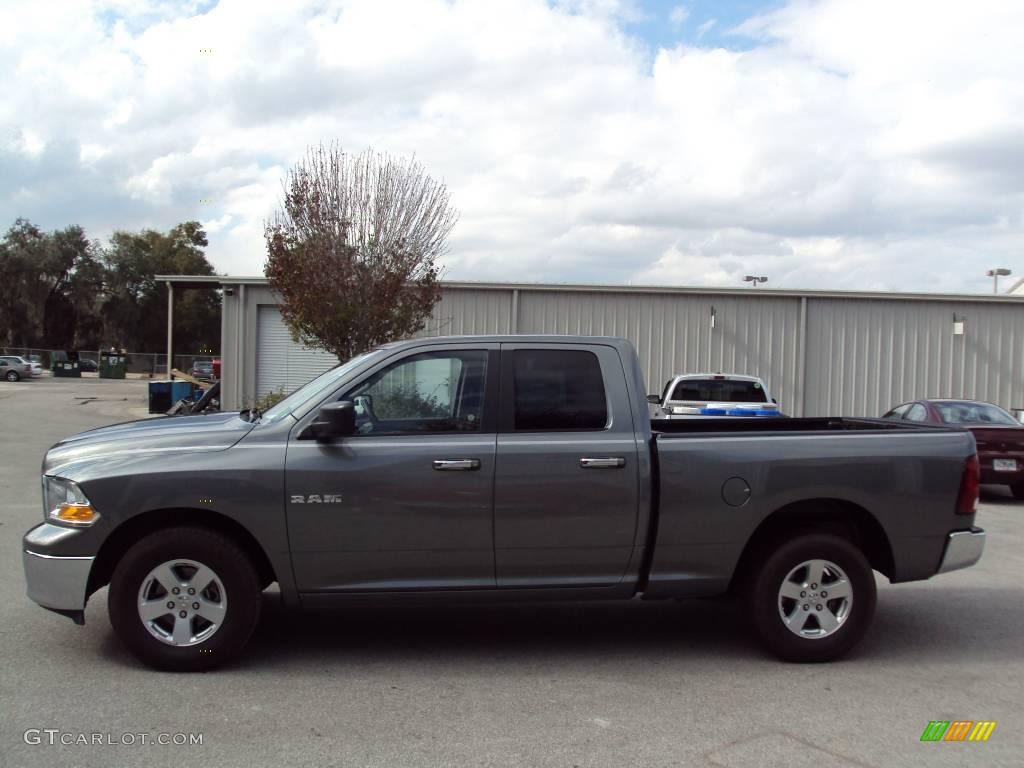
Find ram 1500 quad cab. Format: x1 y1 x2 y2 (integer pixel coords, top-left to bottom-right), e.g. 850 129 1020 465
23 336 986 671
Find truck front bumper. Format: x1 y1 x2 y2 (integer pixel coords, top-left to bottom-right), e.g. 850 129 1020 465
937 527 986 574
23 523 96 623
23 550 93 617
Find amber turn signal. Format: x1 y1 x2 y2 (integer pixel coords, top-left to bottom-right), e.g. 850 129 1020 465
55 504 98 524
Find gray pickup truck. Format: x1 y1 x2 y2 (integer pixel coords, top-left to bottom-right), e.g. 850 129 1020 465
23 335 986 671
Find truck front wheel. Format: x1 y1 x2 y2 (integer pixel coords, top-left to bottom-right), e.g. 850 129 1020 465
108 527 262 671
747 533 876 662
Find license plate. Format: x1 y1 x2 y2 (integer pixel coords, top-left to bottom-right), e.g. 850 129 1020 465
993 459 1018 472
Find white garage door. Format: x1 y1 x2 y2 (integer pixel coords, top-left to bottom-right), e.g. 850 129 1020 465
256 306 339 400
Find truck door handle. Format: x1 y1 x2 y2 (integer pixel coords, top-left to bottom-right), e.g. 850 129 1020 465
433 459 481 471
580 457 626 469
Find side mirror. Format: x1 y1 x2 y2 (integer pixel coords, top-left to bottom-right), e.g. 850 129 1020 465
647 394 662 405
311 401 356 441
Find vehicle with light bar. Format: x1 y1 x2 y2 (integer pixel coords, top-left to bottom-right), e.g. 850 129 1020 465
651 373 780 417
22 335 985 671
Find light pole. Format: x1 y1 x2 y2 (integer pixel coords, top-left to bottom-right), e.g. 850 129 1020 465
986 268 1011 294
744 275 768 287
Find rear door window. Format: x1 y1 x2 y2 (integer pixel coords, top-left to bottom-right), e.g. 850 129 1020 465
511 349 608 431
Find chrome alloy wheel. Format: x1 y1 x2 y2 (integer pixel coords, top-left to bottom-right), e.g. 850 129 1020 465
137 559 227 646
777 558 853 639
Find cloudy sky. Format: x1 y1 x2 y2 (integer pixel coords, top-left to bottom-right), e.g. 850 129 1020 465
2 0 1023 293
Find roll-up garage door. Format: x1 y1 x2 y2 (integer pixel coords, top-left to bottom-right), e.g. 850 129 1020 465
256 306 339 400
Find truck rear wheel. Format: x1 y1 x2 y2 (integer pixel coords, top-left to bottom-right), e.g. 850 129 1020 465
108 527 262 671
746 533 876 662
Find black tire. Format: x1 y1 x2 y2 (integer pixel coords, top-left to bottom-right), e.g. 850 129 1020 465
4 370 19 381
1010 483 1024 500
108 527 261 671
746 533 876 663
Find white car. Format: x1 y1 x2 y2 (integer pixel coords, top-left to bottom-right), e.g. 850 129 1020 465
652 373 780 417
28 355 43 377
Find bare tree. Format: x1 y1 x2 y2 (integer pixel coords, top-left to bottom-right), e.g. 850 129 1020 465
264 144 457 361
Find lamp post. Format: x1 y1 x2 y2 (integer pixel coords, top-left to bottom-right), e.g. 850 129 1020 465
744 275 768 287
986 268 1011 294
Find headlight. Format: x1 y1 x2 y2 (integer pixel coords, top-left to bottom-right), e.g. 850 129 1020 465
42 476 99 527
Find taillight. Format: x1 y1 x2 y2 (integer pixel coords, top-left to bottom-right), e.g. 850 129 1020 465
956 455 980 515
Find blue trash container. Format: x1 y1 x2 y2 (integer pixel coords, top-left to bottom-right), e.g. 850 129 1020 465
148 380 194 413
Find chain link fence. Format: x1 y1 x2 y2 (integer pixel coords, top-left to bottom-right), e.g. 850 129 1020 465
0 348 218 378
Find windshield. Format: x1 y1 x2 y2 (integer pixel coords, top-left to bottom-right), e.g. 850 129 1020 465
935 402 1019 426
669 379 768 403
259 349 384 423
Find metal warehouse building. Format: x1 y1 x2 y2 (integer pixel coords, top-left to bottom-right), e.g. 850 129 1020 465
159 276 1024 417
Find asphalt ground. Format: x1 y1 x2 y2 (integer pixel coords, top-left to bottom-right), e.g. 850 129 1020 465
1 375 1021 768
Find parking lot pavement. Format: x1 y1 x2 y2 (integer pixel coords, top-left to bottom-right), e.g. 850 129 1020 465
1 381 1022 768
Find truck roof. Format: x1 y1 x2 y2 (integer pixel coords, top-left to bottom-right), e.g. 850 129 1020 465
669 373 764 382
382 334 637 348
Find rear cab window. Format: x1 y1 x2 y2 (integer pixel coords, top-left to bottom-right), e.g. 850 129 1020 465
935 402 1018 425
669 378 768 403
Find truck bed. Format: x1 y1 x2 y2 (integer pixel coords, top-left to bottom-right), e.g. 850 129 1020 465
643 416 975 599
652 416 955 435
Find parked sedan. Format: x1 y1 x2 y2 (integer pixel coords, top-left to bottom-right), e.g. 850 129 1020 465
883 399 1024 498
189 360 214 381
0 356 34 382
28 354 43 377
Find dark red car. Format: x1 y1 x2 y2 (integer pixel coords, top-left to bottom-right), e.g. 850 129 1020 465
883 399 1024 498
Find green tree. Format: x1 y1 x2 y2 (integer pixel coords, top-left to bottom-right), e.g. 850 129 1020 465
0 219 220 354
264 144 456 361
43 226 96 350
101 221 221 354
0 219 98 348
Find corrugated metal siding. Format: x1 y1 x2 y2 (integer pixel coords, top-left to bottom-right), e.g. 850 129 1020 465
805 298 1024 417
255 306 338 400
229 282 1024 418
516 290 803 415
418 288 513 337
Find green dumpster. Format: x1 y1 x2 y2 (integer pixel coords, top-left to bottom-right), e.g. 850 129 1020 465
100 350 126 379
52 358 81 378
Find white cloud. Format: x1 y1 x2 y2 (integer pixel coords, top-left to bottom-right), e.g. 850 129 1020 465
19 128 47 157
79 143 110 165
1 0 1023 294
669 5 688 28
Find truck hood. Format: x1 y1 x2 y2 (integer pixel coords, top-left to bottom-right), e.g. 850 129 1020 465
43 412 256 477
